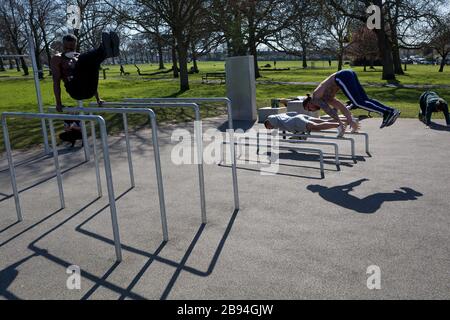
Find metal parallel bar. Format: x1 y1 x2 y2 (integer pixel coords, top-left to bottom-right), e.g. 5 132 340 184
77 101 91 162
1 119 23 221
28 35 50 154
225 141 325 178
253 133 340 170
123 98 240 211
87 101 208 224
1 112 122 262
321 130 371 156
148 115 169 241
273 131 357 162
0 55 29 58
97 118 122 262
49 106 169 240
48 120 65 209
89 114 103 198
122 114 135 188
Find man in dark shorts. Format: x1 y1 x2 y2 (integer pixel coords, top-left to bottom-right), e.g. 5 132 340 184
50 32 120 112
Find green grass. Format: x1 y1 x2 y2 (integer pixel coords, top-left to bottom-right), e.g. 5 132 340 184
1 60 449 150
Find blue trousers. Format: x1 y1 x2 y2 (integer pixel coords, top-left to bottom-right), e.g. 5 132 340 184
335 70 394 115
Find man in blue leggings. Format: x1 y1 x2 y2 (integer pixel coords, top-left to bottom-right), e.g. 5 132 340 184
302 70 401 129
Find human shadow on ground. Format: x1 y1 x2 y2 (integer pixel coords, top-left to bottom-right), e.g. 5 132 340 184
307 179 423 214
0 250 46 300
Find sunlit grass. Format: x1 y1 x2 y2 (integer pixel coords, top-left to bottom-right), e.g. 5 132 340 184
1 60 449 150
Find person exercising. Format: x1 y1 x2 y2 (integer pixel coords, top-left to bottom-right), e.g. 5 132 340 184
264 113 360 137
419 91 450 128
303 69 401 130
50 32 120 112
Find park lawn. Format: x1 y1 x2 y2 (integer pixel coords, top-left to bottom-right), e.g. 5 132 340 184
1 60 449 150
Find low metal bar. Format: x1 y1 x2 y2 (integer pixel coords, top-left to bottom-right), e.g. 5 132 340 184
225 141 325 179
48 120 65 209
28 35 50 154
321 130 371 156
1 112 122 262
254 132 340 170
50 106 169 241
122 114 135 188
1 119 23 221
89 114 103 198
77 101 91 161
89 101 207 225
124 97 240 211
273 131 357 163
0 55 29 58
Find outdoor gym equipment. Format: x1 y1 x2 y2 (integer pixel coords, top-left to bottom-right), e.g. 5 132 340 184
2 112 122 262
123 97 240 211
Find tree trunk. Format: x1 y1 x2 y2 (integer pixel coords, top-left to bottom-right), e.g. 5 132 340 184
388 9 404 75
157 36 165 69
41 26 52 76
20 57 29 76
34 48 44 79
337 45 344 71
74 29 81 52
363 57 367 72
301 44 308 68
391 39 404 75
249 41 260 79
191 43 199 73
439 54 447 72
0 57 5 71
171 41 179 78
373 1 396 81
374 29 395 80
15 58 20 72
177 42 190 91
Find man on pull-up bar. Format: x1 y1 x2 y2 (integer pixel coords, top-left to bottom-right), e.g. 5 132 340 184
50 32 120 112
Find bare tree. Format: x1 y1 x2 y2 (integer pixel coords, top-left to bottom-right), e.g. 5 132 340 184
268 0 321 69
0 0 30 75
347 25 379 71
429 13 450 72
321 0 353 71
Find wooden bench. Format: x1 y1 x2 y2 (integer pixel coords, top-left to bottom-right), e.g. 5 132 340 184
202 72 226 84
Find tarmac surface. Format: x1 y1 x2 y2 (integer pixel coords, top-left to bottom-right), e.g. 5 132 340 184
0 117 449 300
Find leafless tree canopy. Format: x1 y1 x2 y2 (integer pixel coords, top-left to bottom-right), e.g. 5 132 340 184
0 0 449 87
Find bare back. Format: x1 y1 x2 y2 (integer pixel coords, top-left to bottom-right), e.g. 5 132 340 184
312 73 339 103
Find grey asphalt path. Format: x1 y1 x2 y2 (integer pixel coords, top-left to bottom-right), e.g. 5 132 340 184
0 117 449 300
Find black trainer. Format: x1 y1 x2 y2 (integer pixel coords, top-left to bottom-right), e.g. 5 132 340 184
110 31 120 57
380 111 391 129
386 109 401 127
102 32 113 58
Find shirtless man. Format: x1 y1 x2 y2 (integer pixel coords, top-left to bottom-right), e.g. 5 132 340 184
50 32 120 112
303 69 401 129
